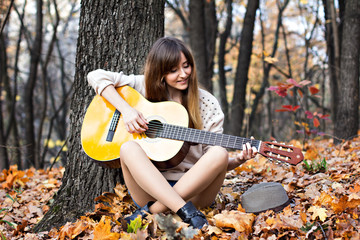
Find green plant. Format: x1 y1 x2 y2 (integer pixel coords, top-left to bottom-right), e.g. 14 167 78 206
303 158 327 173
0 194 17 229
127 216 148 233
301 222 328 238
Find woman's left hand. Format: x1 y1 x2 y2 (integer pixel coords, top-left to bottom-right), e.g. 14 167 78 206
235 142 258 165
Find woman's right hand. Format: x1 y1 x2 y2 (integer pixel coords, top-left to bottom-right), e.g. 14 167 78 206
122 106 148 134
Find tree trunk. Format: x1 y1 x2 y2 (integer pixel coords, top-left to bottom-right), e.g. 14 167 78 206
189 0 216 92
0 33 10 170
33 0 165 232
23 0 43 169
229 0 259 136
334 0 360 141
218 0 233 133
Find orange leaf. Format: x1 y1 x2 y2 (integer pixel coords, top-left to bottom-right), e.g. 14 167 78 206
300 211 307 223
71 221 89 239
297 88 303 97
94 216 120 240
331 196 360 214
349 184 360 193
309 86 319 95
317 192 333 206
237 204 246 213
214 210 255 234
313 118 320 128
305 148 319 160
58 222 75 240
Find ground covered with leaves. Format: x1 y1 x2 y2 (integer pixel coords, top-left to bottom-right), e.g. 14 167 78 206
1 136 360 239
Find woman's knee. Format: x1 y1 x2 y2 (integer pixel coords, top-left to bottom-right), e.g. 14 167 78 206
120 141 142 161
207 146 229 166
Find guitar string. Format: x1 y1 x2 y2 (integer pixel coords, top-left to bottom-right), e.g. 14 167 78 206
144 121 260 150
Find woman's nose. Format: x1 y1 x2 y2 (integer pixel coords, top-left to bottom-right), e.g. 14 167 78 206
179 67 187 77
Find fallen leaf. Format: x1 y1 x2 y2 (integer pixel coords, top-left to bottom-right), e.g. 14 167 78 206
213 210 255 233
308 206 327 222
93 216 120 240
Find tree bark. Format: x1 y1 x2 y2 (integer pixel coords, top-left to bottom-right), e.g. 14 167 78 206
334 0 360 141
189 0 216 92
229 0 259 136
218 0 233 133
23 0 43 169
33 0 165 232
0 33 10 170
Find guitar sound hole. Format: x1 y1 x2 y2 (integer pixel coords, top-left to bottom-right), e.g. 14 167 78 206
146 120 163 138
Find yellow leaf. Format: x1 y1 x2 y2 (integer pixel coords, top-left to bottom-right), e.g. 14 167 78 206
44 139 55 148
308 206 327 222
263 50 270 57
93 216 120 240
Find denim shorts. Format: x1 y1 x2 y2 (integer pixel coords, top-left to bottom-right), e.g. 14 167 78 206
130 180 178 208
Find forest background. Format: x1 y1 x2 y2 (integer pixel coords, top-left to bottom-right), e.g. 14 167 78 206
0 0 359 239
0 0 359 170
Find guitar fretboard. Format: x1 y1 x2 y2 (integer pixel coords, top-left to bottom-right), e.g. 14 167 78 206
156 123 261 151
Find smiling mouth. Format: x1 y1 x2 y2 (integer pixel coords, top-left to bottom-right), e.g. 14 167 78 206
178 78 188 84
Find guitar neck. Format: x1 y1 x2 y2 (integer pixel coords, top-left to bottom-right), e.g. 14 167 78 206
158 123 261 151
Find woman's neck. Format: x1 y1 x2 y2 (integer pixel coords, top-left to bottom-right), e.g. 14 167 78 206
168 88 183 104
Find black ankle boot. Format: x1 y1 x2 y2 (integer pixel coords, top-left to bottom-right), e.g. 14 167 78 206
124 201 154 223
176 201 208 229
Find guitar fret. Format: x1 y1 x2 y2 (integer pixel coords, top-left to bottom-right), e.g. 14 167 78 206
159 123 261 151
226 135 230 147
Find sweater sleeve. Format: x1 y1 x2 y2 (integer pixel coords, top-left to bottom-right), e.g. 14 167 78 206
87 69 145 95
198 89 225 153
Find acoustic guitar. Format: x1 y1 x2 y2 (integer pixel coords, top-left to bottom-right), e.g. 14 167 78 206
81 86 304 169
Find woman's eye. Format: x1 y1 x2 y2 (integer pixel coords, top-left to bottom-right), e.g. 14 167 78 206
170 69 177 73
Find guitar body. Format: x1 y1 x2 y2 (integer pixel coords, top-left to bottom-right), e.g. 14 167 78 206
81 86 189 169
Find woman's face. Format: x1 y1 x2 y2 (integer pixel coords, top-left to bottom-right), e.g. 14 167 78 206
164 52 192 94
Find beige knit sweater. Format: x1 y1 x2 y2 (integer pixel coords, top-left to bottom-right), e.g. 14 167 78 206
87 69 224 180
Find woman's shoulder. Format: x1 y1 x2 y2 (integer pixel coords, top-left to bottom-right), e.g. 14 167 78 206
198 88 223 118
198 88 224 132
198 88 221 107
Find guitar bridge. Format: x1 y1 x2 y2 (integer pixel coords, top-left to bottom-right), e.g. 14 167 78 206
106 110 121 142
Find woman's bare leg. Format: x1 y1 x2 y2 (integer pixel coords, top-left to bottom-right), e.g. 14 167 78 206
149 146 228 213
120 141 186 212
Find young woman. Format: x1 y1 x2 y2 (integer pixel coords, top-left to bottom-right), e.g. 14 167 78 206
87 37 257 229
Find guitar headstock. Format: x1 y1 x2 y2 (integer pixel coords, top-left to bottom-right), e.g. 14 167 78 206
258 141 304 165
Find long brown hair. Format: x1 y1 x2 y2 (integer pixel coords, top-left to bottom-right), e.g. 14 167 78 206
144 37 202 129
